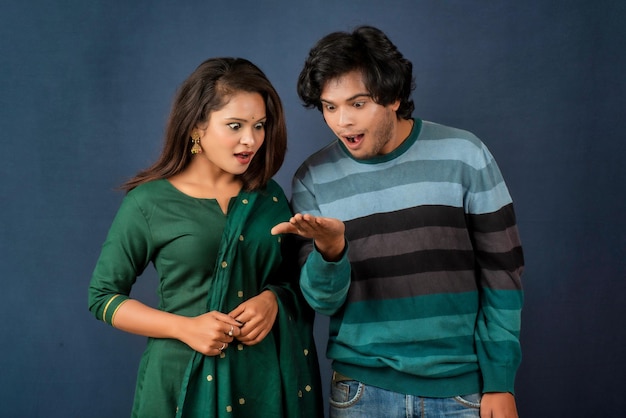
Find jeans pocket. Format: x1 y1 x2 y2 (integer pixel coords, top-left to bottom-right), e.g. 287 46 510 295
329 380 364 408
453 393 482 409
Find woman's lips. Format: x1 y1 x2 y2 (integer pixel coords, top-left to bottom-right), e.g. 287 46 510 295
234 152 254 164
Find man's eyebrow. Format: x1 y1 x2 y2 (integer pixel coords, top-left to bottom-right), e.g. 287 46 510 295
320 93 372 104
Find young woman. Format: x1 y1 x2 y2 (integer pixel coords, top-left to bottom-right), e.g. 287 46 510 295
89 58 322 418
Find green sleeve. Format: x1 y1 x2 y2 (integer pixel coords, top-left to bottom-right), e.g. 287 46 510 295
88 193 153 325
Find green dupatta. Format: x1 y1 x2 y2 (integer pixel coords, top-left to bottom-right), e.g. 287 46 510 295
175 185 323 418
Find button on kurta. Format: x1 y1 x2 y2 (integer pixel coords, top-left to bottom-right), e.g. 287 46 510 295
206 375 213 382
242 199 249 204
221 261 228 268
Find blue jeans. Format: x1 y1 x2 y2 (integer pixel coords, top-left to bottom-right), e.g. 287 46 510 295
329 374 481 418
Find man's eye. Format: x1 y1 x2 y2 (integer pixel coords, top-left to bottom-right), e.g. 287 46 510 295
227 123 241 130
354 102 365 108
324 105 335 111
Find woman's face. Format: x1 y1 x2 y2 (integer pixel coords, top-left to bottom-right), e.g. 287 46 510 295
196 91 266 177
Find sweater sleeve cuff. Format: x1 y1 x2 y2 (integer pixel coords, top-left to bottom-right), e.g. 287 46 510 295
481 363 517 394
300 242 351 315
306 240 350 283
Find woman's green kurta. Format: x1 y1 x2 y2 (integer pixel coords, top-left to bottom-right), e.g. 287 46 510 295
88 179 322 417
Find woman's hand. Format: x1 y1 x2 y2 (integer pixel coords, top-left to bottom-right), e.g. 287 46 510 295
178 311 242 356
229 290 278 346
111 300 243 356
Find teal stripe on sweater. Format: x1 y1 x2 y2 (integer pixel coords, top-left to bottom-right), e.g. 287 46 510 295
341 292 480 323
415 138 493 170
329 337 478 368
343 335 478 358
319 182 464 220
479 307 522 339
295 157 506 198
293 160 511 219
482 288 524 310
336 313 478 346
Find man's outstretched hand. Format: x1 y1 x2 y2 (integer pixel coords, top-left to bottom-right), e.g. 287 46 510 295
271 213 346 261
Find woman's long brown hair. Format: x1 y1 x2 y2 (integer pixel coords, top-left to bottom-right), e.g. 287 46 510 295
121 58 287 192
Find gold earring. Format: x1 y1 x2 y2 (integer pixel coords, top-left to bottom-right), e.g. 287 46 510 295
190 131 202 154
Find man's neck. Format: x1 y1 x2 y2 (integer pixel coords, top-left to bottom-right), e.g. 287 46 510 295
395 117 414 147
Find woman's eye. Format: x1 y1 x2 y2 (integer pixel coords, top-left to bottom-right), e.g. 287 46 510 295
254 122 265 130
227 123 241 130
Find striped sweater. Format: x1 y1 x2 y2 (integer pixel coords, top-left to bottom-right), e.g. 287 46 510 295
291 119 524 397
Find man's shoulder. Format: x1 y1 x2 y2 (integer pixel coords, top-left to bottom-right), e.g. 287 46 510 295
295 140 346 176
305 140 345 164
420 120 483 147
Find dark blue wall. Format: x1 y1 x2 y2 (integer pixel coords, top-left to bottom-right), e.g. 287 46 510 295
1 1 624 416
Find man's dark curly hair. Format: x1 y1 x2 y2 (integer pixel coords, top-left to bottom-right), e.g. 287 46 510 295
297 25 415 119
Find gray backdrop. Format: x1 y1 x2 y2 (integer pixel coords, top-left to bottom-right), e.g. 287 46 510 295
1 1 624 417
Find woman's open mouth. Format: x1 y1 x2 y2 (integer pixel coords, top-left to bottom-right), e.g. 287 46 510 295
234 152 254 164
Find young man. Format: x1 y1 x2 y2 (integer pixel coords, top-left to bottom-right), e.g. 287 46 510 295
272 26 523 417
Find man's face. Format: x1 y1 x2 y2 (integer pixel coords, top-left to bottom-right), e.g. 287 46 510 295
320 71 400 159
